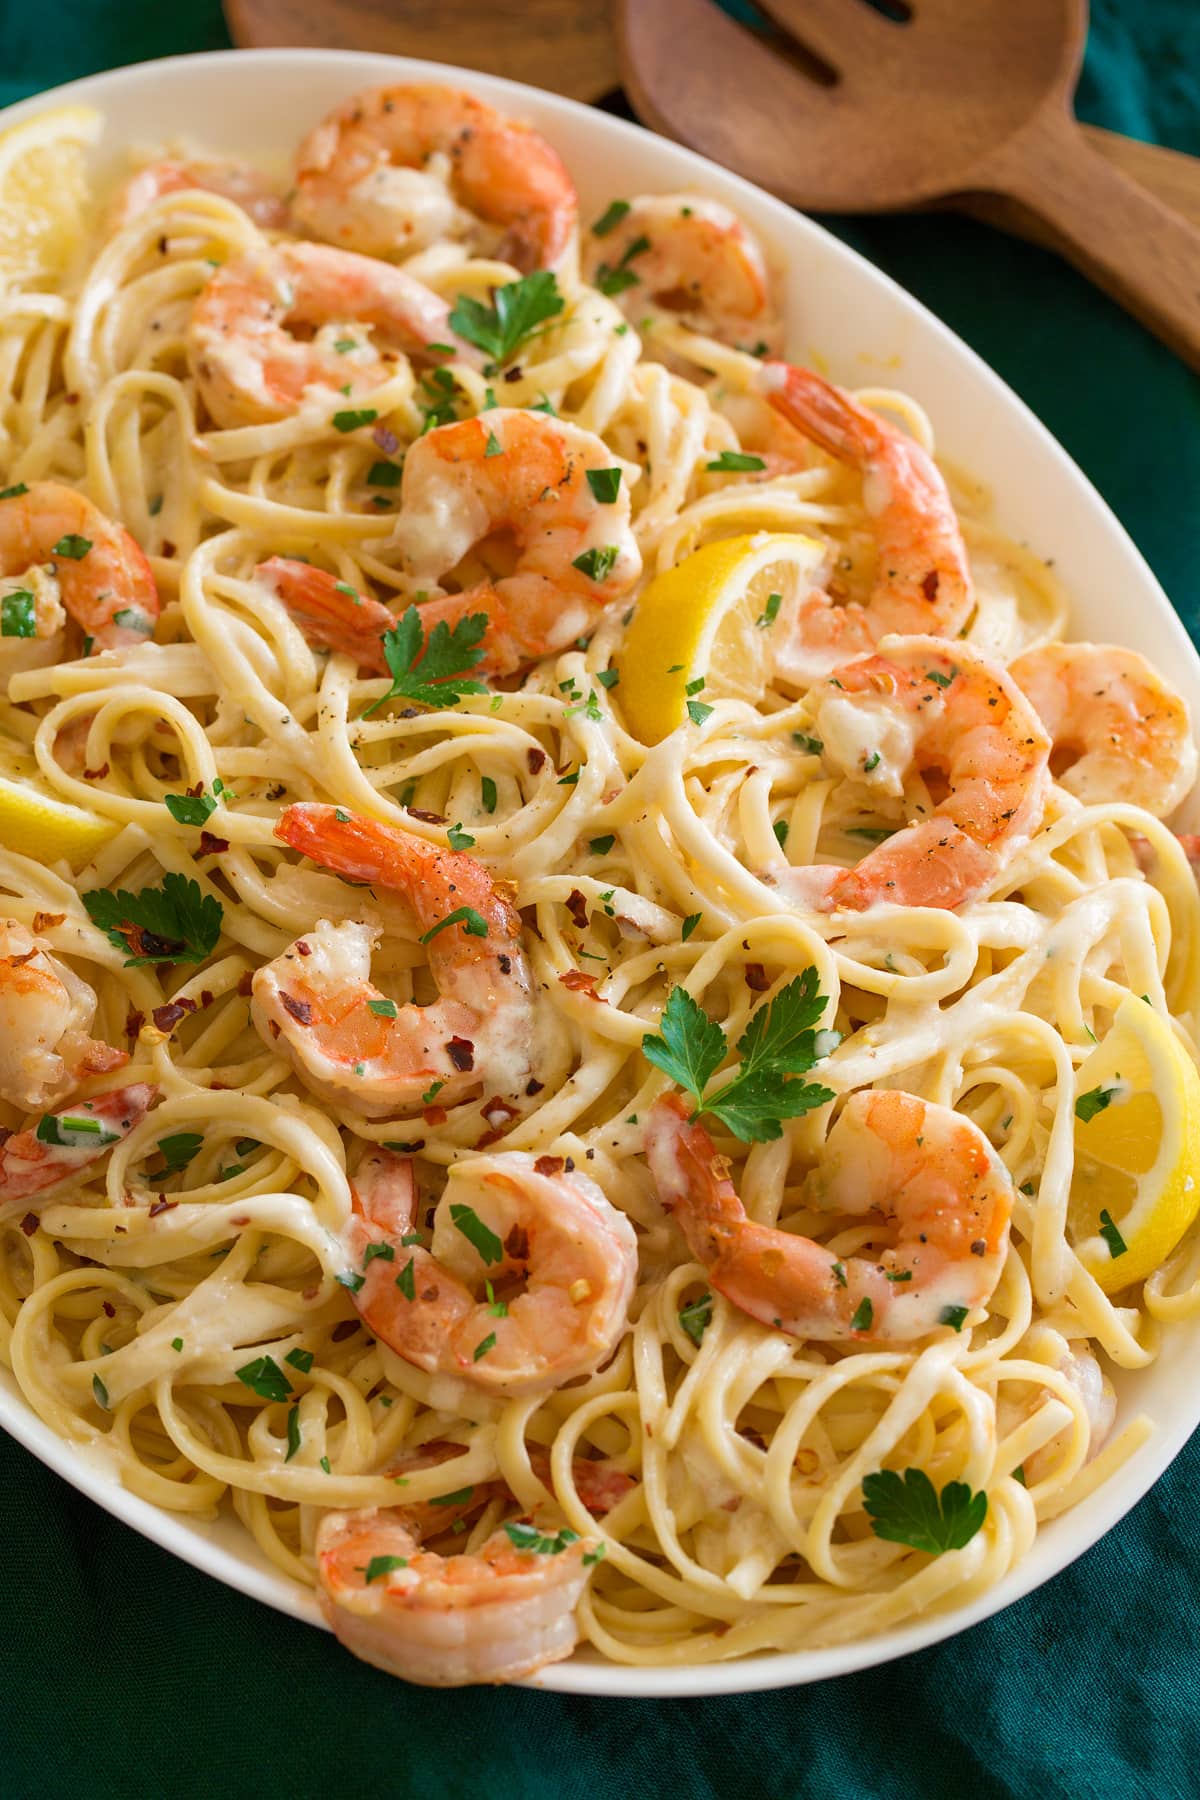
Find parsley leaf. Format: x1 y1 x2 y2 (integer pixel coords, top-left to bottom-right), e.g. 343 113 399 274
164 782 224 826
361 606 488 716
448 271 564 366
1076 1084 1117 1123
1 590 36 638
83 873 223 966
1098 1207 1128 1259
679 1291 713 1346
157 1131 203 1175
642 970 837 1143
586 467 622 504
503 1520 580 1556
591 199 630 237
706 450 766 473
450 1202 504 1266
364 1554 409 1583
862 1468 988 1555
235 1356 293 1404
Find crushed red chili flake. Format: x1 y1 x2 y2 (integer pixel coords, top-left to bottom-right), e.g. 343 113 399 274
102 1300 116 1317
237 970 254 997
526 748 547 775
9 950 35 968
446 1036 475 1072
407 807 446 825
504 1223 531 1262
296 940 312 956
19 1212 38 1236
161 540 177 558
744 962 769 992
199 990 214 1009
331 1319 360 1342
281 993 313 1025
125 1008 145 1039
195 831 230 858
559 970 601 996
151 997 198 1033
31 912 65 933
534 1154 564 1177
148 1197 177 1218
83 763 110 782
565 889 589 930
525 1078 544 1096
423 1104 448 1127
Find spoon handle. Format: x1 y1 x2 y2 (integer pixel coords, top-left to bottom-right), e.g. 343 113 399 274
986 112 1200 371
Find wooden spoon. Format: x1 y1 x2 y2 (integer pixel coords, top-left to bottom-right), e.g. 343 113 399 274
222 0 1200 231
618 0 1200 369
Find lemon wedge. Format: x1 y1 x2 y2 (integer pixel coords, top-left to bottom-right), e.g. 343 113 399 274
0 757 116 868
0 103 102 288
1067 993 1200 1292
615 533 829 744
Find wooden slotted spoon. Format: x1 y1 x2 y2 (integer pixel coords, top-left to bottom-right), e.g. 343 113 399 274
618 0 1200 369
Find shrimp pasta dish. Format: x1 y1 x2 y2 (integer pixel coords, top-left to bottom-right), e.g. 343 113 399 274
2 74 1200 1690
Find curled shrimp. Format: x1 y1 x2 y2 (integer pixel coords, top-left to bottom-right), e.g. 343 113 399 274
0 482 158 659
292 83 577 272
316 1434 630 1686
251 803 533 1117
582 194 780 354
389 410 642 656
646 1089 1013 1342
346 1146 637 1393
781 634 1051 911
1010 641 1197 818
110 157 287 229
187 241 472 427
0 1083 158 1207
761 363 975 682
0 919 127 1110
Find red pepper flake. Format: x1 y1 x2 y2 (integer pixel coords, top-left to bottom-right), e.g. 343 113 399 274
19 1212 38 1236
296 940 312 957
331 1319 360 1342
525 1078 544 1097
9 950 36 968
194 831 229 858
124 1008 145 1039
565 889 589 930
102 1300 116 1317
534 1154 564 1177
559 970 602 997
83 762 110 782
281 993 313 1025
423 1103 448 1127
526 748 547 775
744 963 769 992
407 807 446 825
151 997 198 1034
161 540 177 558
504 1223 531 1262
148 1196 177 1218
199 990 214 1009
921 570 940 601
446 1036 475 1072
237 970 255 997
31 912 65 932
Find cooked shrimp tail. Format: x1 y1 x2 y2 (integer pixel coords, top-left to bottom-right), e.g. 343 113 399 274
0 483 159 654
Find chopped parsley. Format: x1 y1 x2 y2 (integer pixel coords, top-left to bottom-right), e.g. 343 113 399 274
1076 1084 1117 1124
419 906 489 945
448 270 565 366
447 823 476 850
285 1405 301 1462
586 467 623 504
706 450 766 473
156 1131 203 1175
572 545 619 583
285 1348 314 1374
756 592 782 629
1098 1207 1128 1259
331 408 378 433
235 1355 293 1403
364 1554 409 1583
679 1291 713 1346
52 534 92 560
591 199 631 237
395 1258 416 1300
503 1520 580 1555
1 590 36 638
449 1202 504 1266
681 913 702 942
850 1297 874 1332
480 776 498 814
366 459 402 488
939 1304 969 1332
367 998 398 1018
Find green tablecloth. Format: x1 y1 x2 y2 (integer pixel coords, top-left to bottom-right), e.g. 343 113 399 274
2 5 1198 1795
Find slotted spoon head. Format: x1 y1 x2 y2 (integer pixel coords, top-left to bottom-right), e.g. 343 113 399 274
618 0 1087 212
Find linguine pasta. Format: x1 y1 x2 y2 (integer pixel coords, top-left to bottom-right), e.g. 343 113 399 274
1 84 1199 1685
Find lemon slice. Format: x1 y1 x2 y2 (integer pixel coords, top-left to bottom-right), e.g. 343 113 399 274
1067 993 1200 1291
615 533 829 744
0 758 116 867
0 104 102 288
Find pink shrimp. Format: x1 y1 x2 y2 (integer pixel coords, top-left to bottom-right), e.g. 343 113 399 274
1010 641 1197 818
779 634 1050 911
110 157 287 230
251 804 533 1118
344 1146 637 1395
646 1089 1013 1343
582 194 780 353
389 409 642 663
187 240 475 427
0 919 126 1111
0 1083 158 1205
761 363 975 682
0 483 158 655
292 83 578 272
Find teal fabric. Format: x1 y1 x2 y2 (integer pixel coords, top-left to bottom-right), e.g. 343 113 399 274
1 6 1198 1796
